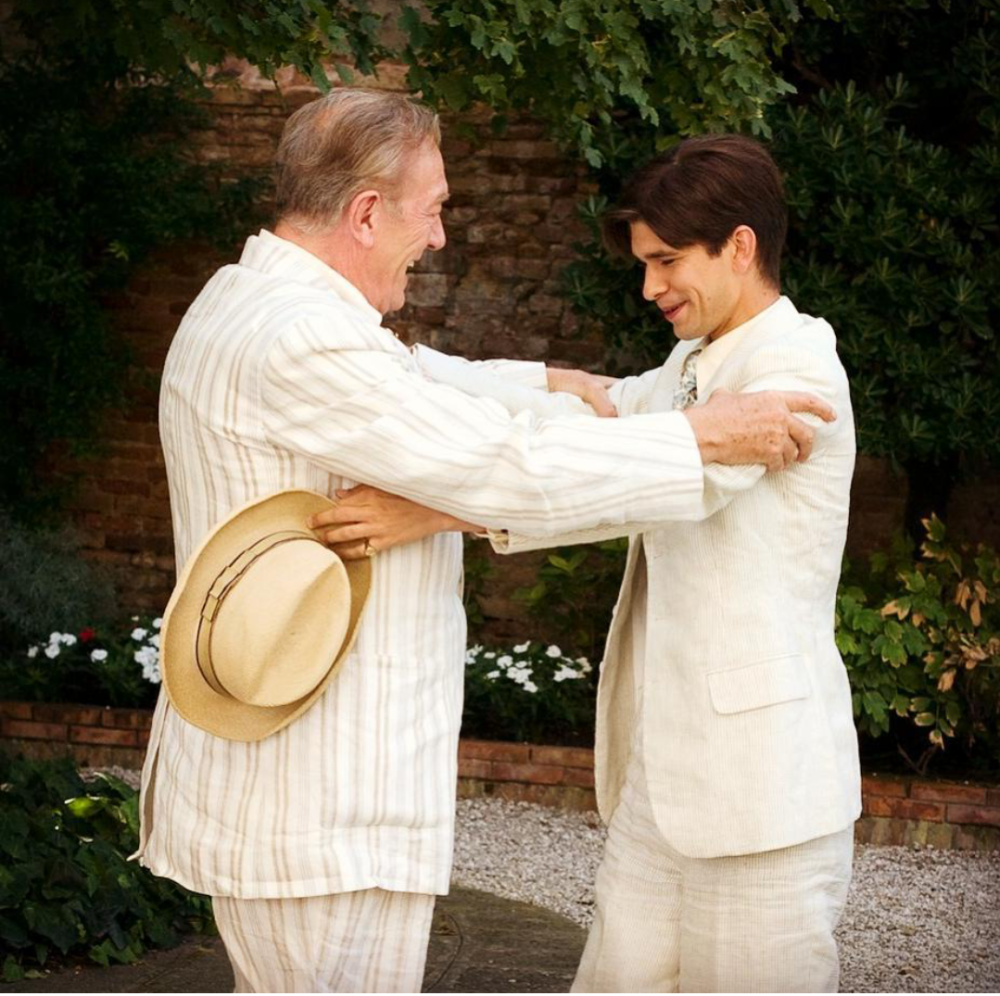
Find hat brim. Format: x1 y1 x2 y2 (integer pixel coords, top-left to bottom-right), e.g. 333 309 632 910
161 490 371 741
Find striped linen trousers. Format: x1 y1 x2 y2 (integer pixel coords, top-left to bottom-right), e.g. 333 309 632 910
213 889 435 993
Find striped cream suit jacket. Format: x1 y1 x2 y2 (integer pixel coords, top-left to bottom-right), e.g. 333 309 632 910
498 297 862 858
136 229 711 899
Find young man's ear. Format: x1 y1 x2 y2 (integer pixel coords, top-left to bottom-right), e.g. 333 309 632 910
730 225 758 276
345 189 381 248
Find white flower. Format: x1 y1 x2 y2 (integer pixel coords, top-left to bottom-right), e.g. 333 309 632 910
513 641 530 653
59 633 77 646
484 651 496 659
131 627 148 641
134 646 159 668
152 617 163 629
523 681 538 693
497 655 513 667
142 662 162 684
44 644 60 659
545 644 562 658
90 649 108 663
553 665 581 683
48 632 61 645
149 633 161 649
26 646 38 659
131 615 139 621
486 670 500 680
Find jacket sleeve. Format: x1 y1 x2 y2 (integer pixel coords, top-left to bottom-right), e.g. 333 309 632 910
487 365 671 552
259 318 704 535
687 332 852 521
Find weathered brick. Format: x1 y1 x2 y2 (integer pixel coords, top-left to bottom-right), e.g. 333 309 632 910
0 701 33 720
491 761 565 786
890 799 946 822
459 739 530 763
69 726 138 747
101 707 151 730
861 774 909 798
946 804 1000 828
457 758 492 780
910 781 988 805
561 767 596 789
530 745 595 769
2 718 68 741
34 703 103 727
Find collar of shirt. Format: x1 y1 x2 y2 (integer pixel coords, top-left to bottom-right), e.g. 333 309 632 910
240 228 385 327
694 295 798 397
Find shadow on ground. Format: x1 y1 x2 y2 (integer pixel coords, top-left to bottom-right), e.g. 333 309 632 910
0 888 585 994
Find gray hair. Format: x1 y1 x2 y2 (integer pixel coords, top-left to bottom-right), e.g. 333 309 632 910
275 88 441 234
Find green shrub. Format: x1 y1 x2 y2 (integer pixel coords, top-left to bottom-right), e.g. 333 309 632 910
0 753 211 981
463 642 596 747
838 516 1000 776
0 616 162 710
514 538 627 662
0 510 118 663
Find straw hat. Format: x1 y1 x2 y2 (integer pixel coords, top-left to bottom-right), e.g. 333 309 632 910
160 490 371 741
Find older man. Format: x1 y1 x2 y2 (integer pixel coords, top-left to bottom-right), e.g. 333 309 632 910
137 89 833 993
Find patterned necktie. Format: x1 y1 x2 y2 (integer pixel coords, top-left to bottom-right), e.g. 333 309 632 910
672 347 703 410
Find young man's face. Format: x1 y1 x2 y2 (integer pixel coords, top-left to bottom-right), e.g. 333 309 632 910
369 140 449 315
630 220 743 341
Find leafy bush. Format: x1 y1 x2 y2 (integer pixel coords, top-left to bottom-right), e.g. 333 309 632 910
0 753 211 981
0 21 258 520
514 538 627 662
0 510 118 663
463 641 595 746
0 617 162 710
838 516 1000 776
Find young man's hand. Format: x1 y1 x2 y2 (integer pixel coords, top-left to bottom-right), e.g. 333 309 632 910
546 366 619 417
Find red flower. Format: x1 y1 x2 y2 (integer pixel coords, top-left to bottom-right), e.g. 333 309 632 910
79 627 96 643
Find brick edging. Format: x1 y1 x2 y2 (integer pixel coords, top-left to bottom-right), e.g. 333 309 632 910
3 701 998 844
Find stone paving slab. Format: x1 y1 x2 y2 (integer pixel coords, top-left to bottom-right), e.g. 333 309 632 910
0 887 585 994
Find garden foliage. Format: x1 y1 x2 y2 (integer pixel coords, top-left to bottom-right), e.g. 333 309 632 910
0 753 211 981
0 509 118 660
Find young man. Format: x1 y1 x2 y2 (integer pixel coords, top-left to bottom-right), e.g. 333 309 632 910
325 134 860 992
138 89 833 995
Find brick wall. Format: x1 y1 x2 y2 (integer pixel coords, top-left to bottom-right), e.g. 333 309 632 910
46 69 1000 627
3 700 997 849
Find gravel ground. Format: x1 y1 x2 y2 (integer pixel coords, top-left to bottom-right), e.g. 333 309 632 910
452 797 1000 994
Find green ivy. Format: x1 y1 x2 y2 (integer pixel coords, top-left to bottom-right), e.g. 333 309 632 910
0 754 211 980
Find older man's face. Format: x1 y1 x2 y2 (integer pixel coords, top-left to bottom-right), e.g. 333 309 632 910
371 140 449 315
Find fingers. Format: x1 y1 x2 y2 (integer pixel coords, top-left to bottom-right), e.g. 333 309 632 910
587 387 619 418
786 414 815 463
779 391 836 423
318 522 371 545
329 539 371 562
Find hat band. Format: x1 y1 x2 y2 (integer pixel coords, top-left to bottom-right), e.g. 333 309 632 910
194 529 321 699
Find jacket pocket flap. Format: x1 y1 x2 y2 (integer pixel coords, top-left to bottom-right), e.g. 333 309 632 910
707 655 809 715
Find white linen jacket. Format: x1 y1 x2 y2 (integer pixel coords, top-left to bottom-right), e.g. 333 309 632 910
497 297 862 858
136 230 710 899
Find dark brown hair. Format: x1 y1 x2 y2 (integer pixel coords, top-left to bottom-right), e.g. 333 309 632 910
603 134 787 287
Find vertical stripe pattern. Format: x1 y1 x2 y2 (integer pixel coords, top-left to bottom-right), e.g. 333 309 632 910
136 228 706 900
213 889 435 993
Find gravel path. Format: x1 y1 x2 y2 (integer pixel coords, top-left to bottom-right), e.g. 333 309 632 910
452 797 1000 993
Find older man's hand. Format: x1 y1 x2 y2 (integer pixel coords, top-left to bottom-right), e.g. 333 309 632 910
684 389 836 471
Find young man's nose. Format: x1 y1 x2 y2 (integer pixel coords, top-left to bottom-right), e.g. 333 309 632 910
642 267 666 302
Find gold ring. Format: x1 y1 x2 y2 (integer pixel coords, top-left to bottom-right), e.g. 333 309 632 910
363 540 377 558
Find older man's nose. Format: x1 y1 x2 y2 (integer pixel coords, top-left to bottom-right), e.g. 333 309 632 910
427 216 446 252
